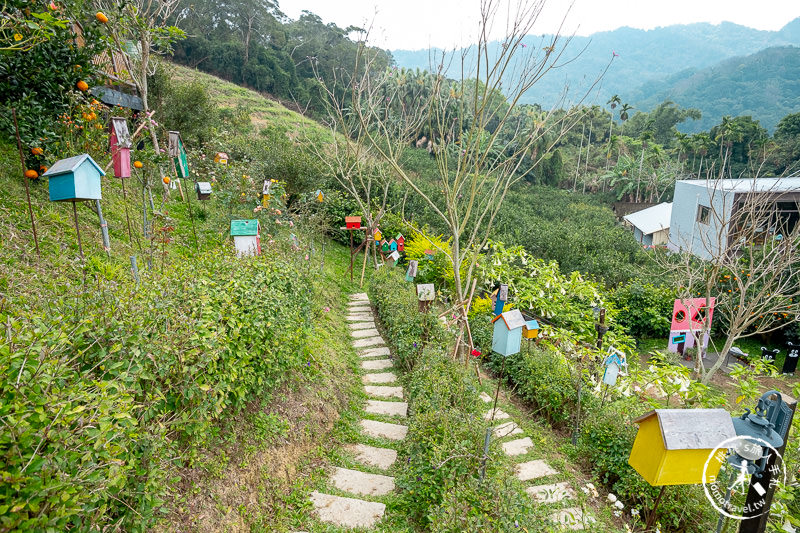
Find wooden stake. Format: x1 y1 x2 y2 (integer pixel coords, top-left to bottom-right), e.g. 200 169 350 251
72 201 83 259
12 108 40 259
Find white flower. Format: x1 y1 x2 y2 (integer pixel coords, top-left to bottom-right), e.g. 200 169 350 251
614 500 624 510
631 509 640 517
613 510 621 517
607 493 617 503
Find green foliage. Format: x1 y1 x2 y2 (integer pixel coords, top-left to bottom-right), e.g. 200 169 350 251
612 281 676 338
0 1 106 149
148 66 220 145
0 250 312 530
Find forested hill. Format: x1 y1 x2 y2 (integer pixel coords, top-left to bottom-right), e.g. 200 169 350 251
391 18 800 111
627 46 800 133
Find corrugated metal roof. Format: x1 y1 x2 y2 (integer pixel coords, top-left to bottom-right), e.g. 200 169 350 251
42 154 105 178
634 408 735 450
676 177 800 193
623 202 672 235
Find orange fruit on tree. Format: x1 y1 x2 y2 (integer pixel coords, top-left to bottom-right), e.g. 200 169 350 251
162 176 171 184
76 80 89 91
24 169 39 179
95 12 108 23
31 147 43 156
39 165 48 173
134 161 143 168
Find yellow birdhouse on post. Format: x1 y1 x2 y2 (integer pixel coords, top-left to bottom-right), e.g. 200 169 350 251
316 189 324 203
214 152 229 165
628 409 736 486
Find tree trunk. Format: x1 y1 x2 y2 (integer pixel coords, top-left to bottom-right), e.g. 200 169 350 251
573 123 584 191
636 146 645 203
702 335 736 385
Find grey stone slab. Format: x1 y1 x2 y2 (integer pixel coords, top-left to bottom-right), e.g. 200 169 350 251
527 481 575 504
348 305 372 313
493 421 524 438
350 293 369 301
346 313 374 322
309 491 385 528
502 437 534 456
361 359 393 370
351 328 381 339
353 336 385 348
365 399 408 417
362 372 397 384
515 459 558 482
364 386 404 399
483 408 511 421
360 419 408 440
480 392 493 403
349 321 376 331
348 443 398 470
548 507 594 530
330 466 395 497
361 347 391 358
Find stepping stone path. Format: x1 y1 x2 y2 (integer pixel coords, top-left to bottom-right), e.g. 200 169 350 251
308 293 409 530
486 392 598 530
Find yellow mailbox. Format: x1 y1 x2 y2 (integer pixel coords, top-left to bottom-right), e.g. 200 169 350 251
629 409 735 486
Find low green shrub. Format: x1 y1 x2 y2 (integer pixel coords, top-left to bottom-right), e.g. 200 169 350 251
612 280 676 339
406 348 482 416
0 249 311 531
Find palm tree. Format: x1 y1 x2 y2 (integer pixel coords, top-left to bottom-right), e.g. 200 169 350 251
605 95 621 169
636 123 654 202
692 133 713 178
619 103 633 122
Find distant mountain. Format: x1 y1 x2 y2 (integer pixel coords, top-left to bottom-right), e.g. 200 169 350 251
627 46 800 133
391 18 800 123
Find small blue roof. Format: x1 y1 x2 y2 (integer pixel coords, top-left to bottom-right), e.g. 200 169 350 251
42 154 105 178
525 320 540 330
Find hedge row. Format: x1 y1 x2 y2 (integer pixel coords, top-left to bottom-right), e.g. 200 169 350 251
1 249 312 531
367 269 549 531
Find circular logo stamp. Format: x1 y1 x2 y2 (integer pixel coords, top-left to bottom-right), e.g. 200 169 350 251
702 435 787 521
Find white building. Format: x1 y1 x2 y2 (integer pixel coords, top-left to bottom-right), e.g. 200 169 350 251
668 177 800 259
623 202 672 246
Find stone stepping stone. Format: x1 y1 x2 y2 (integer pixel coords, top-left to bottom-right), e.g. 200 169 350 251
353 336 385 348
361 359 393 370
363 372 397 384
348 443 398 470
480 392 493 403
330 466 395 496
361 347 390 358
493 421 524 438
350 293 369 301
515 459 558 481
502 437 534 456
527 481 575 504
351 328 381 339
483 408 511 421
360 419 408 440
364 386 404 399
348 305 372 313
365 399 408 417
346 314 374 322
548 507 594 530
309 491 385 529
349 321 376 331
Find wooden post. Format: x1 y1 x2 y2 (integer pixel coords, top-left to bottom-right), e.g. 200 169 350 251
95 199 110 256
12 108 40 259
739 394 796 533
72 201 83 259
349 229 354 282
645 486 667 531
121 178 134 243
596 308 607 349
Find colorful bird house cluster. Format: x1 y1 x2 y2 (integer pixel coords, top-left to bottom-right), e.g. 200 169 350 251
667 298 715 354
628 409 735 486
230 219 261 257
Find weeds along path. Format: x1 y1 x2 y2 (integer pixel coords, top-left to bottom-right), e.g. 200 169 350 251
298 292 409 531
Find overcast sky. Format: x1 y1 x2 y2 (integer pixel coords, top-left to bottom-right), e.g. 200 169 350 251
279 0 800 50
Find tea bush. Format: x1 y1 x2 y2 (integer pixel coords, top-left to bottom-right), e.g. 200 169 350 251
612 280 676 339
0 249 312 530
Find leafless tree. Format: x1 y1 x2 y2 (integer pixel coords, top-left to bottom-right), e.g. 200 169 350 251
319 0 610 360
662 177 800 383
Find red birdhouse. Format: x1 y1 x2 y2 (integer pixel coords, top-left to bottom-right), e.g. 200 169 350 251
397 234 405 252
109 117 131 178
345 216 362 230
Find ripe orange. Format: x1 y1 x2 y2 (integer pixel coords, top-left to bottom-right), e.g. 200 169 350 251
76 80 89 91
39 165 48 173
24 169 39 179
31 147 43 156
162 176 171 184
134 161 143 168
95 12 108 23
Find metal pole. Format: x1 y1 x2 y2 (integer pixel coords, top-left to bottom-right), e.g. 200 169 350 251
130 255 140 286
72 201 83 259
95 199 110 256
479 426 492 480
12 108 40 259
646 485 667 531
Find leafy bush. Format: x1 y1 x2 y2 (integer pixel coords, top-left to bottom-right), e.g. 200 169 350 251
612 280 676 338
0 249 311 530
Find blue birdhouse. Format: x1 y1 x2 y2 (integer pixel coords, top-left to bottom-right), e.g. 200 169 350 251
491 309 526 356
389 239 398 252
42 154 104 202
